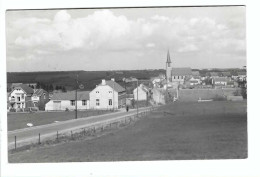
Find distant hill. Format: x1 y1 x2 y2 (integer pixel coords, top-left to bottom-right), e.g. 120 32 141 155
7 69 165 91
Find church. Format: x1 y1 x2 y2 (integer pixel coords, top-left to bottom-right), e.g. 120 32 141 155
165 50 192 86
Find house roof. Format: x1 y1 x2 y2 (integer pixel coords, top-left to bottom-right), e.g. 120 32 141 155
210 72 219 77
237 71 246 76
192 71 200 76
171 67 192 76
214 77 229 82
32 89 47 96
221 72 231 77
51 91 90 101
13 84 34 94
99 80 125 93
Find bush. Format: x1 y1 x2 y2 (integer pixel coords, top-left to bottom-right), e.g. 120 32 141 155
9 108 16 112
212 95 227 101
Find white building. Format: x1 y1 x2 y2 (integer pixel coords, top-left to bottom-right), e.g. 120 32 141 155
214 77 230 86
8 84 34 110
133 84 149 101
89 79 126 110
45 91 90 111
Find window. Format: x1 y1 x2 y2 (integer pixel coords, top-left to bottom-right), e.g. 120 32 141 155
82 100 86 106
21 94 24 99
43 93 46 99
96 99 100 106
109 99 112 106
70 100 75 106
109 91 112 94
17 97 20 101
96 91 99 94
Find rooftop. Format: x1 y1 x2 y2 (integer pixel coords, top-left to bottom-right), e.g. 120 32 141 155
51 91 90 100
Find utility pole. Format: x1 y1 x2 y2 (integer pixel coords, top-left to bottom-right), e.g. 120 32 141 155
137 79 139 116
75 74 79 119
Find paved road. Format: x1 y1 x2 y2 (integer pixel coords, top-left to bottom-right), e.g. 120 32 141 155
8 106 155 149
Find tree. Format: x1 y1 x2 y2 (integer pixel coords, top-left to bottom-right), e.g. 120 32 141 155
36 82 41 89
62 86 66 92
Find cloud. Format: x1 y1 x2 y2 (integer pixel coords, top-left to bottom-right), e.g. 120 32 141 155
6 8 246 71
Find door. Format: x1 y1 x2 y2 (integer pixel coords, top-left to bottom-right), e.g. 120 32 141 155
53 101 61 110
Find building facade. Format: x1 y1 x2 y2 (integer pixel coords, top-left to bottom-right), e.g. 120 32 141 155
89 79 126 109
45 91 90 111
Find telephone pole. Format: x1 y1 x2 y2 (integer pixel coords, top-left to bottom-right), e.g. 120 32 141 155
75 74 79 119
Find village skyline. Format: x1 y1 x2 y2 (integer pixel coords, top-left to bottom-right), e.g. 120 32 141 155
6 6 246 72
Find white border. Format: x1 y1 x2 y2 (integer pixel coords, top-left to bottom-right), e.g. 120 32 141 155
1 0 260 177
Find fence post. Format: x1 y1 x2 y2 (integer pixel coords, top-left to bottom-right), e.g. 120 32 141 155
38 133 41 144
14 136 16 150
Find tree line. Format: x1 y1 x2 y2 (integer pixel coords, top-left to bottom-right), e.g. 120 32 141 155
28 82 67 92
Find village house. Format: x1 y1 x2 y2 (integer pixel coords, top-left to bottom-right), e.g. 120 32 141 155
89 79 126 110
133 84 149 101
8 84 35 111
237 71 247 81
45 91 90 111
213 77 230 86
31 89 49 110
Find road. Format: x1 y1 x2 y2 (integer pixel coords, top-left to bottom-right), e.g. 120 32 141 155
8 106 155 149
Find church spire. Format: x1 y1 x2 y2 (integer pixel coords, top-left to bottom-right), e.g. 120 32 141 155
166 50 171 66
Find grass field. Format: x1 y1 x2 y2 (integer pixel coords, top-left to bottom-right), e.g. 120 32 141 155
9 101 247 162
7 110 115 131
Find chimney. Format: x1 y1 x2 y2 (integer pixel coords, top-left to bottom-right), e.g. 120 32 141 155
111 78 115 82
102 79 106 85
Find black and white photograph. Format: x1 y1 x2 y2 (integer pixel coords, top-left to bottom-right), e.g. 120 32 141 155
4 5 248 163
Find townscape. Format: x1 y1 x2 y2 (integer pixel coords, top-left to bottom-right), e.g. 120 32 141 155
5 7 247 163
7 51 247 113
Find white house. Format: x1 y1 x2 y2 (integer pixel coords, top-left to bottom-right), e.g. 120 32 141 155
45 91 90 111
89 79 126 110
151 88 166 105
214 77 230 86
8 84 34 110
133 84 149 101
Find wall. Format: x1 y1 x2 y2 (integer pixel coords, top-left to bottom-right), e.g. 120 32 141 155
89 85 119 109
133 87 147 101
45 100 89 111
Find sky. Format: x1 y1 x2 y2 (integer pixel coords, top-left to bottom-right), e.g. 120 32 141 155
6 6 246 72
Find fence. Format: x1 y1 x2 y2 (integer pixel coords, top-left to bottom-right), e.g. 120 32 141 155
9 106 158 152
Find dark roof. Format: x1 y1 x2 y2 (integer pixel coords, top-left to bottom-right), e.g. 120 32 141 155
237 71 246 76
221 72 231 77
171 67 192 76
192 71 200 76
32 89 48 96
214 77 229 82
210 72 219 77
166 50 171 63
13 84 34 94
99 80 125 93
51 91 90 100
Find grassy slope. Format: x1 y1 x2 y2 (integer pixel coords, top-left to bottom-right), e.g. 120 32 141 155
9 101 247 162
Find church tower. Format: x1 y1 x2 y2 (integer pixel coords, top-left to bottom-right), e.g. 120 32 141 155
166 50 172 83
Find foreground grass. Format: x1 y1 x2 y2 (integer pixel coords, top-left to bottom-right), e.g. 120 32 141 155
8 110 116 131
9 101 247 162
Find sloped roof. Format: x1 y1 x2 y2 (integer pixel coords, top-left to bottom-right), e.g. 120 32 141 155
210 72 219 77
99 80 125 93
192 71 200 76
214 77 229 82
32 89 47 96
221 72 231 77
13 84 34 94
51 91 90 100
237 71 246 76
171 67 192 76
